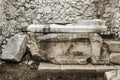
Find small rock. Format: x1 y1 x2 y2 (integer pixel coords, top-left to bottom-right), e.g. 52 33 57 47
21 22 29 27
110 53 120 64
1 34 27 62
43 6 52 14
25 3 31 8
28 60 34 65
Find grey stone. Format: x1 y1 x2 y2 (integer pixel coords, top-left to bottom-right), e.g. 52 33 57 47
104 70 120 80
1 34 27 62
110 53 120 64
105 40 120 53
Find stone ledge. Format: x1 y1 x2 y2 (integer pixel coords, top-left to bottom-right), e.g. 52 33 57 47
38 62 117 72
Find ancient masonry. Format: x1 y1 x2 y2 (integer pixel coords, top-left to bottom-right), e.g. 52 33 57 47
0 0 120 80
0 0 120 50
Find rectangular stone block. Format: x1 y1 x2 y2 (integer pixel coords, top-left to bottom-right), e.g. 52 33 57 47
27 20 107 33
110 53 120 64
1 34 27 62
105 40 120 53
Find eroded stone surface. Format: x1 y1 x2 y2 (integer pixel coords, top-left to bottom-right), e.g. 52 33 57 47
89 33 103 64
1 34 27 62
27 40 47 61
104 70 120 80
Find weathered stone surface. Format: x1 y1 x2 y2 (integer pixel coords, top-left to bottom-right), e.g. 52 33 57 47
27 40 47 61
105 40 120 53
1 34 27 62
39 41 91 64
28 31 91 64
89 33 103 64
33 33 90 42
27 20 107 33
104 70 120 80
110 53 120 64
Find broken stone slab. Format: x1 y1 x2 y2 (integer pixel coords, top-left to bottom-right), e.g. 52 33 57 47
104 70 120 80
27 20 107 33
110 53 120 64
1 34 27 62
105 40 120 53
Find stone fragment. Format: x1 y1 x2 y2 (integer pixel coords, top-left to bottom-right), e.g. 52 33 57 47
27 40 47 61
89 33 109 64
1 34 27 62
43 6 52 14
104 70 120 80
25 3 31 8
89 33 103 56
105 40 120 53
110 53 120 64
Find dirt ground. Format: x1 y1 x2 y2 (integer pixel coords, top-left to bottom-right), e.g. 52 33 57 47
0 53 104 80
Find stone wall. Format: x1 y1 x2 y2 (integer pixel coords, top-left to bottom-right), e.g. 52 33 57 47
0 0 120 53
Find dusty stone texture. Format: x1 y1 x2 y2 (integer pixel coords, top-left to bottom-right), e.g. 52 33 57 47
28 32 92 64
1 0 120 37
110 53 120 64
1 34 27 62
105 40 120 53
89 33 110 64
104 70 120 80
1 0 120 54
27 19 107 33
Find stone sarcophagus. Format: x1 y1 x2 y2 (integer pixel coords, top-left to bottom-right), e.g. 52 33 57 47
27 19 109 65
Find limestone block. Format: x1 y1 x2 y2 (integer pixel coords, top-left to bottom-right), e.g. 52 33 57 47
105 40 120 53
110 53 120 64
104 70 120 80
1 34 27 62
27 20 107 33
